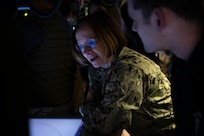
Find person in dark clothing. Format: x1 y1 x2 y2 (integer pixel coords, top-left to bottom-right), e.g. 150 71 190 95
23 0 77 117
127 0 204 135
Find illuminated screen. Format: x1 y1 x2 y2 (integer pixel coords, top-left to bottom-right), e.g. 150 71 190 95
29 118 83 136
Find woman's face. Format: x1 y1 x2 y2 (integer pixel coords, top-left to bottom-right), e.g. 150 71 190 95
75 24 112 68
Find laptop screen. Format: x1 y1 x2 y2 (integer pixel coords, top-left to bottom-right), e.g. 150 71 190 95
29 117 83 136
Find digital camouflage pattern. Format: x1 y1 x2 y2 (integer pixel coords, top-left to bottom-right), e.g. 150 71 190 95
79 47 175 136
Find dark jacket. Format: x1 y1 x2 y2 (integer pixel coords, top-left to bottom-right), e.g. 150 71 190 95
171 33 204 136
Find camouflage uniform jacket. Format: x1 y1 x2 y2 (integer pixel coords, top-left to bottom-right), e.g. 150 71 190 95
79 47 175 136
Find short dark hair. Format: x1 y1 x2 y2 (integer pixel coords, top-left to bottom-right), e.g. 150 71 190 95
130 0 204 21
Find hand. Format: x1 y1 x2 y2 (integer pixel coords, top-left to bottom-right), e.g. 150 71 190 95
121 129 130 136
111 129 130 136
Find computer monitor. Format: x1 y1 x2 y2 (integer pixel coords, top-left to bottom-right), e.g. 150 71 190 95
29 116 83 136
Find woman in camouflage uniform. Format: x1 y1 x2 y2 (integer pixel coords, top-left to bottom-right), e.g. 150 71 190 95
72 11 175 136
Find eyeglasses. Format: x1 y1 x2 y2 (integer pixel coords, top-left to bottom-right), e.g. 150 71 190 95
75 38 97 52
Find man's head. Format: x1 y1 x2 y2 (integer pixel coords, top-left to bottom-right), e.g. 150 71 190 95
127 0 204 59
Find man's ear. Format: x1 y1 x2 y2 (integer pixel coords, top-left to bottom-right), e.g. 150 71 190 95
150 8 165 32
